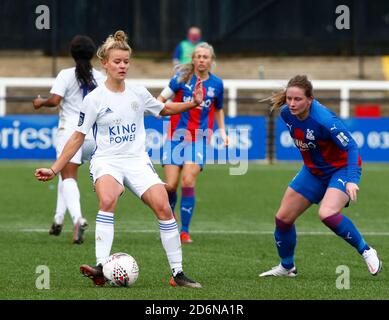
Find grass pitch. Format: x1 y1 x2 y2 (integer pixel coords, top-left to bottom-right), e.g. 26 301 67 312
0 161 388 300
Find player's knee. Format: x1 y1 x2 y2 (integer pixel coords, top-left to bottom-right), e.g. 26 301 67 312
99 195 118 212
181 175 195 187
154 202 173 220
318 206 337 221
275 214 295 226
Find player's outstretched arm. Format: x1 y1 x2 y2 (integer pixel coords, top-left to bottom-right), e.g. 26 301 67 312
159 78 203 116
35 131 86 182
32 94 62 110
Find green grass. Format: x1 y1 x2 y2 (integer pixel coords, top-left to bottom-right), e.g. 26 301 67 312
0 161 388 300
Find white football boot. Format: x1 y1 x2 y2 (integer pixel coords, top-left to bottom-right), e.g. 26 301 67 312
362 247 382 276
259 264 297 277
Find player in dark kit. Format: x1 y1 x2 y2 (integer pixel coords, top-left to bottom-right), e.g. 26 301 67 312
260 75 382 277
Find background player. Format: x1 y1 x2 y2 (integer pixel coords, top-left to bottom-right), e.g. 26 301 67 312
259 75 382 277
158 42 227 243
35 30 203 288
172 26 203 66
33 35 105 244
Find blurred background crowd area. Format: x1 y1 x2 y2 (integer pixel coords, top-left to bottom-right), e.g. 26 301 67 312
1 0 389 116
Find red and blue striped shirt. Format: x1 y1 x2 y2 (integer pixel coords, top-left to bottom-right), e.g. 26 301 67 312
167 73 224 142
280 99 362 183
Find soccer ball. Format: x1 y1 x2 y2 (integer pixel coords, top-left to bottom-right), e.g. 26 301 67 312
103 252 139 287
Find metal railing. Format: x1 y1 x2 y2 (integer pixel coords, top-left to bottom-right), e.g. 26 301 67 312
2 77 389 118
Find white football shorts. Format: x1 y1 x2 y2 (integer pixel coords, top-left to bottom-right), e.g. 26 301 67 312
89 153 163 198
55 129 95 165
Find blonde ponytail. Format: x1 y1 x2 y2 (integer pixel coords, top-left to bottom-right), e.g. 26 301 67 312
174 63 195 84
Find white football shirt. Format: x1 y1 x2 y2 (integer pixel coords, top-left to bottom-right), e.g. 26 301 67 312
50 67 105 131
76 83 165 159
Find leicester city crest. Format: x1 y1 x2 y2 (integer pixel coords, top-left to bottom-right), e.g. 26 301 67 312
131 101 139 112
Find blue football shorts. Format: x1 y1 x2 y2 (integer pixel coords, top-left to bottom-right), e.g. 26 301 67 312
161 139 207 169
289 165 362 204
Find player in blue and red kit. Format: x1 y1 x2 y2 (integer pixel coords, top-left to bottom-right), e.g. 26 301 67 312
158 42 228 243
260 75 382 277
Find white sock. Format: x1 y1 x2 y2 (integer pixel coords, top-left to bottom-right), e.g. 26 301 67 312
62 178 82 225
54 177 66 225
95 211 114 266
159 218 183 276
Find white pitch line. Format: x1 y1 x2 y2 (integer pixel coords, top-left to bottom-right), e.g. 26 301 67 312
14 228 389 236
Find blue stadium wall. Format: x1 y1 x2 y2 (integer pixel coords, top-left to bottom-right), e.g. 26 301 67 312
1 115 389 162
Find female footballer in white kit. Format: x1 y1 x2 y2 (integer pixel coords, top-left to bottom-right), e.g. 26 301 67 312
35 30 203 288
33 35 105 244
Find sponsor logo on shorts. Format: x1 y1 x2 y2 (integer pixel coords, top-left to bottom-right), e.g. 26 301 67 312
337 178 346 186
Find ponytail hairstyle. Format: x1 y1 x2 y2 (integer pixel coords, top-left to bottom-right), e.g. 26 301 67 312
266 75 314 112
174 41 216 84
96 30 132 61
70 35 98 92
